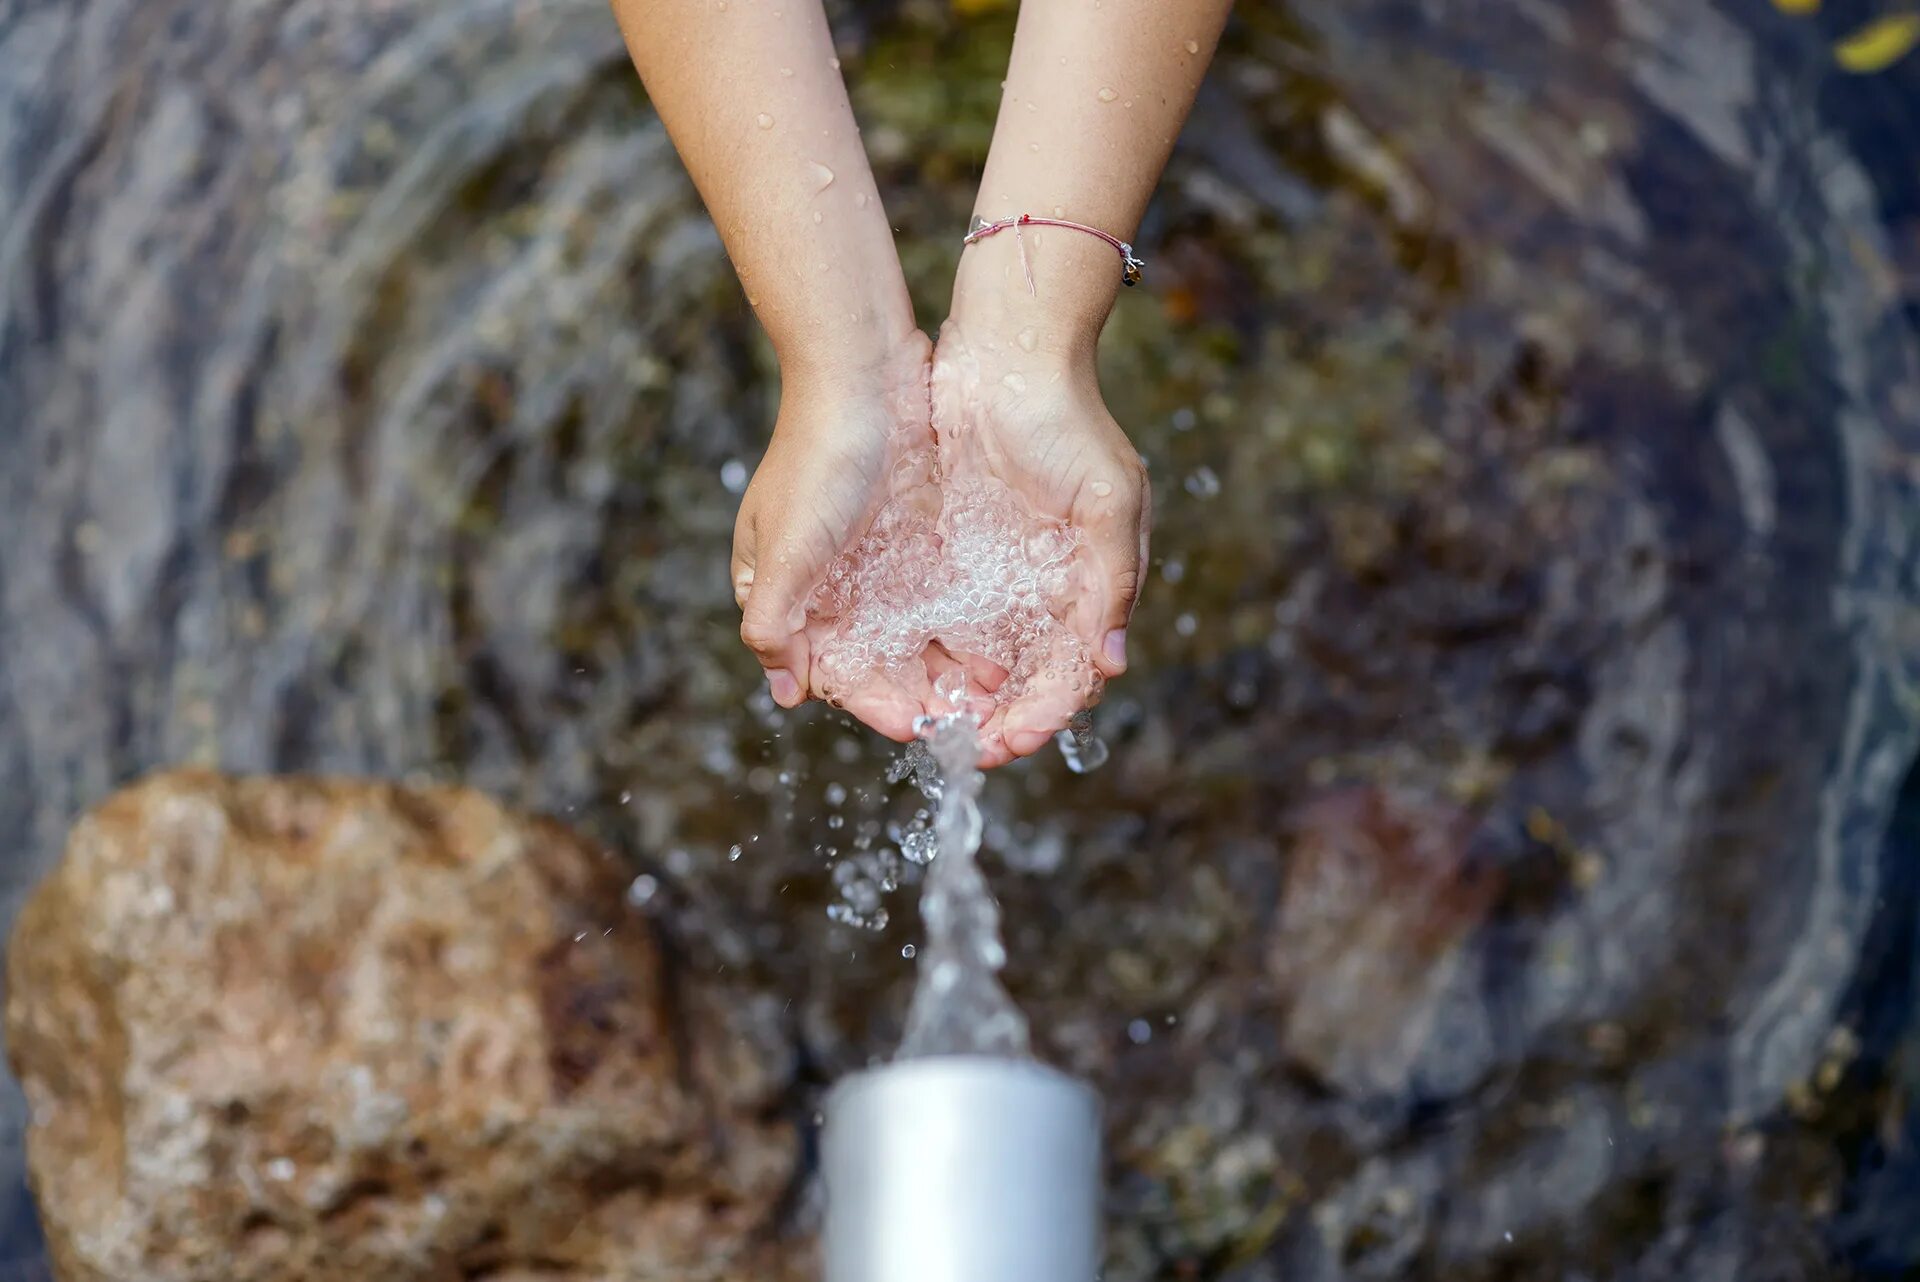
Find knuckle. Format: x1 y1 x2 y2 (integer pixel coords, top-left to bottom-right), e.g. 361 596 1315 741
739 615 786 655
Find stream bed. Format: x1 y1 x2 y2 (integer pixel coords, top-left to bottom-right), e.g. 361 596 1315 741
2 0 1919 1277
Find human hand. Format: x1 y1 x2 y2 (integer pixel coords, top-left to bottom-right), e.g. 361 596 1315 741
732 332 943 741
929 320 1150 767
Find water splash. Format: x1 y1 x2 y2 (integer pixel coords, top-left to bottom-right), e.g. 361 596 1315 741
1055 710 1109 774
808 469 1102 716
897 715 1031 1059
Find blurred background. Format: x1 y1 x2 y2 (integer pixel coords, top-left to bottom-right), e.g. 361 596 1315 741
1 0 1919 1278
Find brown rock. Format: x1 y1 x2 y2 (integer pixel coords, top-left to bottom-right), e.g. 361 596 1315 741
5 771 805 1282
1270 787 1499 1098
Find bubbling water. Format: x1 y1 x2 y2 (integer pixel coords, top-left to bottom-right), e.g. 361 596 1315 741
808 462 1102 715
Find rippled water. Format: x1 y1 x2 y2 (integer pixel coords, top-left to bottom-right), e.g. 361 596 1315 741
2 0 1919 1277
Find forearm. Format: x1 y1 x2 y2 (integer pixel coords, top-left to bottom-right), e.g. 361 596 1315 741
951 0 1233 358
609 0 915 381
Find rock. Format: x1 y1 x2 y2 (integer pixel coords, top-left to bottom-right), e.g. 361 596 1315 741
5 772 802 1282
1270 787 1498 1099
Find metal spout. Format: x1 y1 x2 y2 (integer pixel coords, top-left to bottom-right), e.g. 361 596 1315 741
821 1055 1102 1282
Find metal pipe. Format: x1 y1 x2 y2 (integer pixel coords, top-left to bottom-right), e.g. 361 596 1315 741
821 1055 1102 1282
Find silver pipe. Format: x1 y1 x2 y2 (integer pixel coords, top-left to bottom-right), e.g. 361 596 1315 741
821 1055 1103 1282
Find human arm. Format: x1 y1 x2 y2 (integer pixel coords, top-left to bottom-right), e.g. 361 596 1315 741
608 0 929 716
939 0 1235 764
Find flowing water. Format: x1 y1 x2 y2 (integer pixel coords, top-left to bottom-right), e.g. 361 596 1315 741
897 714 1031 1059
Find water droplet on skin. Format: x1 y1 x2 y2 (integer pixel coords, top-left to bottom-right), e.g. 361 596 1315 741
813 211 823 224
1186 38 1200 53
747 295 758 307
1091 480 1114 497
1017 328 1037 352
1001 372 1026 392
1028 141 1041 152
1052 204 1066 216
829 57 841 69
1059 55 1068 65
1025 100 1037 113
854 192 869 208
1123 99 1134 109
780 66 794 77
728 843 744 862
809 161 835 191
756 112 774 129
902 944 917 959
1097 86 1117 102
716 0 726 8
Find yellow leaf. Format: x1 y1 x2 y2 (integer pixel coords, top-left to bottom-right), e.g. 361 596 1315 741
1772 0 1819 12
1834 13 1920 73
951 0 1011 13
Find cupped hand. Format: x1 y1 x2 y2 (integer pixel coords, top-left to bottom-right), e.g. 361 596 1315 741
930 321 1151 767
732 332 942 742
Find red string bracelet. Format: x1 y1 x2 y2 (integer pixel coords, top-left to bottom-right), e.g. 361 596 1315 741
963 213 1145 295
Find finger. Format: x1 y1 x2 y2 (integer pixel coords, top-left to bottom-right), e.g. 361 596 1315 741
920 643 1000 723
944 647 1011 696
739 550 814 708
734 513 806 704
730 512 758 611
840 688 923 743
973 711 1018 769
1077 464 1150 680
997 673 1084 761
810 641 929 743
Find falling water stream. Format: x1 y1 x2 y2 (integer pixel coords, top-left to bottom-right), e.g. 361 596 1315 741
897 714 1031 1059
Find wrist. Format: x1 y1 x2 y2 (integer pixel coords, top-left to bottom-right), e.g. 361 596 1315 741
948 222 1119 366
773 323 931 435
769 295 922 393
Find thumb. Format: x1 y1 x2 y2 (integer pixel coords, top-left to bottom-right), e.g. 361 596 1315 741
1083 467 1150 679
734 513 812 708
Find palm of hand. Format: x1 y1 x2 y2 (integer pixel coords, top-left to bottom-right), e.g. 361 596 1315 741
738 328 1146 766
734 335 939 737
924 328 1147 763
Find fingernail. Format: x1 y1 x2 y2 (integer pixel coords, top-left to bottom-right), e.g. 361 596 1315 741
1103 628 1127 668
1008 728 1052 757
767 669 801 706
